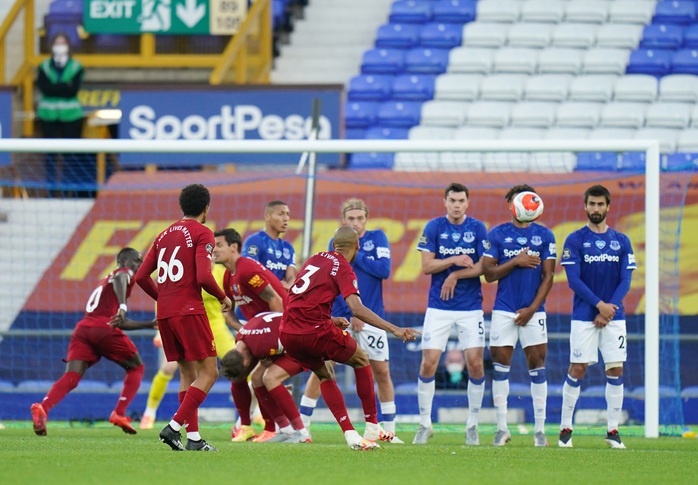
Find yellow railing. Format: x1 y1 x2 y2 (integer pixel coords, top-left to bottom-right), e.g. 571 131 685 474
0 0 273 136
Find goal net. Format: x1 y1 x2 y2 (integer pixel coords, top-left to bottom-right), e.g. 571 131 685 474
0 138 691 437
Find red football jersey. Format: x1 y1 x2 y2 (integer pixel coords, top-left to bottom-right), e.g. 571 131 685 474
281 251 359 335
137 219 225 320
223 257 288 321
237 312 284 359
80 267 135 327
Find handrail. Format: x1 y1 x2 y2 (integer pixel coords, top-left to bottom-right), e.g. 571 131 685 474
0 0 32 84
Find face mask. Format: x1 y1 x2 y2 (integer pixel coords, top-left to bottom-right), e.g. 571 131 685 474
52 44 69 56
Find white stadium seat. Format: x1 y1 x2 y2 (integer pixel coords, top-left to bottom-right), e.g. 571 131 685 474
595 24 644 49
453 126 501 140
551 23 598 49
420 101 470 127
583 48 631 75
510 102 558 128
564 0 610 24
507 23 554 48
659 75 698 103
434 74 483 101
590 128 638 141
520 0 566 24
568 75 618 103
448 48 496 74
438 152 484 171
465 101 513 127
408 126 456 139
529 152 577 173
525 74 573 102
599 102 647 129
676 129 698 153
635 128 680 153
492 48 539 74
609 1 657 25
476 0 521 24
479 74 528 101
544 127 591 140
499 127 546 139
538 48 584 75
691 104 698 127
462 22 509 48
614 75 658 103
483 152 530 171
555 102 603 128
645 103 692 129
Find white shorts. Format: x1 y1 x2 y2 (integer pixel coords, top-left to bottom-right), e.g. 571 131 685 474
489 310 548 349
421 308 485 351
570 320 627 365
352 325 390 361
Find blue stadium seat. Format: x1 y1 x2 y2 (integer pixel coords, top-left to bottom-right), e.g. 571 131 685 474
640 24 685 50
273 0 286 29
432 0 478 24
361 48 406 74
345 128 367 139
348 74 394 101
684 24 698 48
49 0 82 14
626 49 673 77
671 49 698 74
391 74 437 101
377 101 423 128
345 101 381 129
663 152 698 170
404 47 450 74
653 1 697 26
375 23 421 49
349 152 396 169
389 0 434 24
365 126 410 139
419 22 463 48
620 152 647 171
0 380 14 391
575 152 619 171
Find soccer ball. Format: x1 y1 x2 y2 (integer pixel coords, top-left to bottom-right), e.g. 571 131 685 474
511 191 544 222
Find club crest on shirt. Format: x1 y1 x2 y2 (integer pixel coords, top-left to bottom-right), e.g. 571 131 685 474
517 237 527 245
247 245 258 256
275 250 282 259
610 240 621 251
206 243 213 253
531 236 542 246
595 240 606 249
464 231 474 243
562 248 571 260
232 284 239 293
363 240 374 251
283 248 291 259
451 232 461 243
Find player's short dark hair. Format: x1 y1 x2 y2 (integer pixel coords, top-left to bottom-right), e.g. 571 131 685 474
214 228 243 251
444 182 469 199
266 200 287 211
584 184 611 205
179 184 210 217
220 349 245 381
505 184 537 203
116 247 138 266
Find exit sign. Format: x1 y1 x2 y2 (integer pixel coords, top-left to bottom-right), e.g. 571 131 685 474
84 0 247 35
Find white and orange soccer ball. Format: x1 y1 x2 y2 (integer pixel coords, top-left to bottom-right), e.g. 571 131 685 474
511 191 544 222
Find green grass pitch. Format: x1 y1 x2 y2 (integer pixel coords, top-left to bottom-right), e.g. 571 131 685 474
1 422 697 485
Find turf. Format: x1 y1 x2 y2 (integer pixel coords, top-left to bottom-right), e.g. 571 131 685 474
1 422 697 485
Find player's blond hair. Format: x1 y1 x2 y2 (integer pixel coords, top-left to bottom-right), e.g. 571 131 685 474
342 198 369 218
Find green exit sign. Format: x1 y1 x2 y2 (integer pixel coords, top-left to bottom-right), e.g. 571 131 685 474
84 0 247 35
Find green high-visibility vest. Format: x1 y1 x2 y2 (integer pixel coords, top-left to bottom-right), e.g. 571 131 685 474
37 58 83 122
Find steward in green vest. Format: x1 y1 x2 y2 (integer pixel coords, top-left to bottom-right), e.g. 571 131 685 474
37 56 84 122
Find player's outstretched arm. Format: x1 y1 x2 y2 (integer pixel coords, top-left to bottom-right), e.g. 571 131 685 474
110 316 157 331
344 294 419 343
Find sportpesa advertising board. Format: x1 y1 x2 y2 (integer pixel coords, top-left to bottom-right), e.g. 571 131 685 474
118 87 341 166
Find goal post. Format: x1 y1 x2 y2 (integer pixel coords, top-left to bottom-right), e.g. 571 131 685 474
0 138 677 437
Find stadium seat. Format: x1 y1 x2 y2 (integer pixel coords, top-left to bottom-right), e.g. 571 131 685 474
599 102 647 129
664 150 698 169
555 102 603 128
520 0 565 24
377 101 423 127
589 127 638 141
671 49 698 75
453 126 501 140
510 102 558 128
91 34 132 54
479 74 528 101
391 74 437 101
438 151 484 171
375 23 421 49
492 48 539 74
476 0 521 24
419 23 464 49
345 101 380 128
525 74 573 102
462 22 509 48
365 126 410 139
483 152 530 172
465 101 512 127
640 24 685 50
389 0 433 24
408 125 456 139
626 49 674 77
653 1 697 26
361 49 406 74
544 127 591 140
404 47 450 74
691 104 698 126
645 102 692 128
448 47 496 74
76 380 110 391
420 100 470 126
659 74 698 102
635 128 680 153
345 128 367 139
568 75 618 103
434 73 483 101
613 75 658 103
608 0 657 25
499 127 545 139
347 74 394 101
575 152 619 171
529 151 577 173
349 152 395 169
16 380 56 392
583 48 631 75
684 24 698 49
596 24 644 49
507 23 554 48
432 0 477 24
564 0 609 24
538 48 584 74
619 152 647 171
0 380 14 391
551 23 598 49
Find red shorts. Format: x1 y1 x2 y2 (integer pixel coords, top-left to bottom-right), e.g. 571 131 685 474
66 324 138 365
271 354 306 378
279 326 357 372
159 313 216 362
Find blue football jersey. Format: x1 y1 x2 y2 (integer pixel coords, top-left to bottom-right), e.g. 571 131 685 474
485 222 557 313
242 230 296 282
561 226 636 321
417 216 488 311
330 229 391 319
